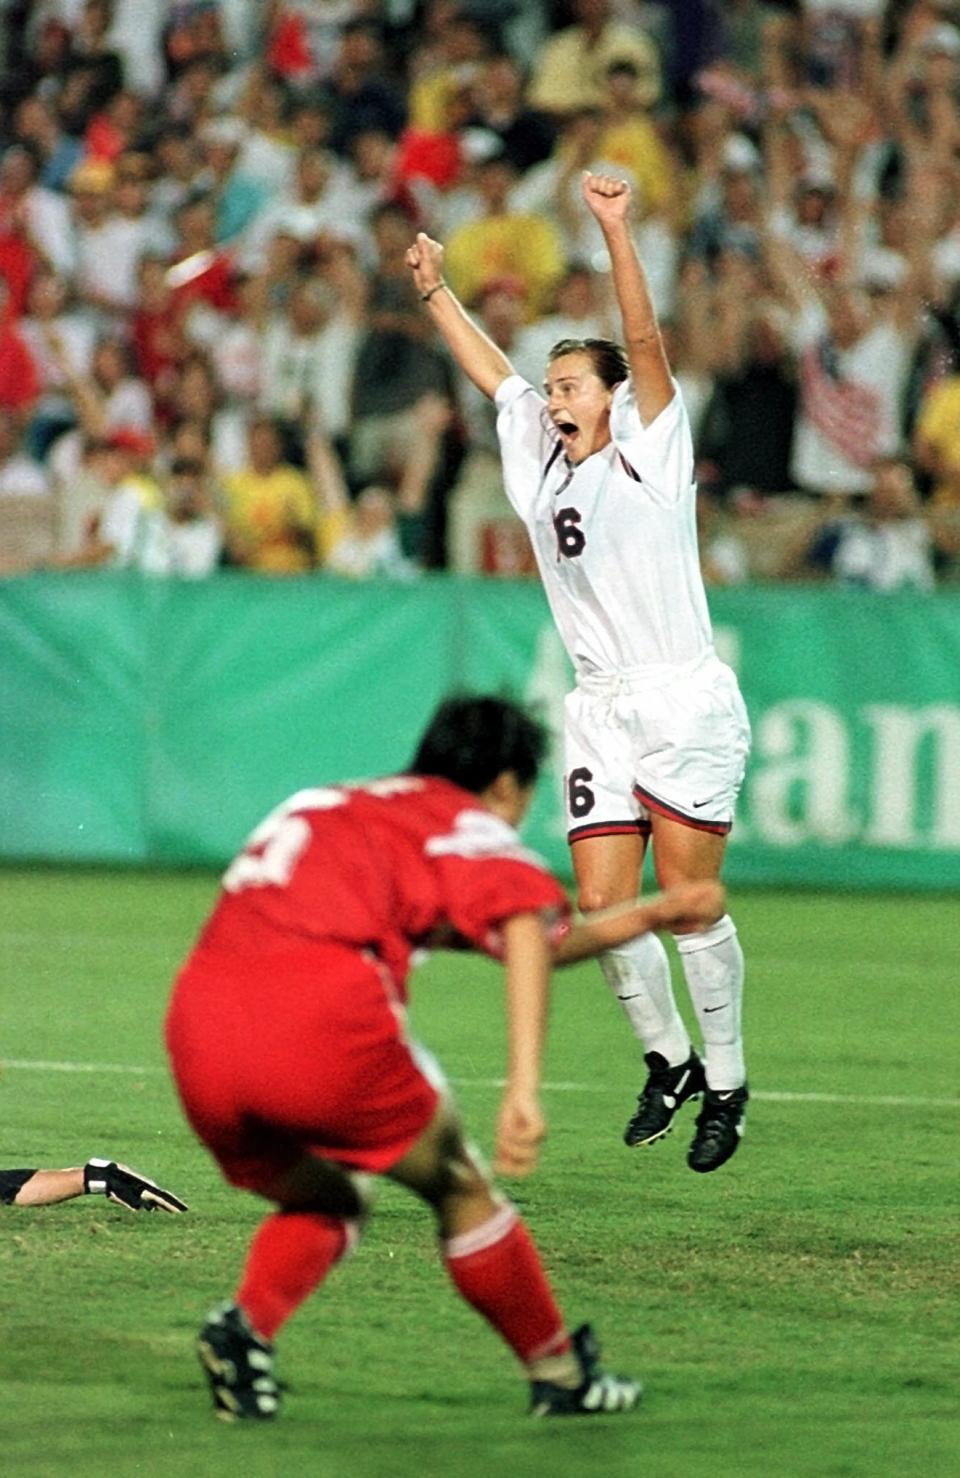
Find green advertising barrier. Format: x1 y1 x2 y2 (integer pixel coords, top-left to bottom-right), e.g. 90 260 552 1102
1 572 959 889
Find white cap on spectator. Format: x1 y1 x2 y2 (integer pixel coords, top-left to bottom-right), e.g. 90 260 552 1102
201 116 249 150
921 23 960 54
721 133 762 174
273 206 362 250
858 247 909 291
798 164 836 193
460 128 506 165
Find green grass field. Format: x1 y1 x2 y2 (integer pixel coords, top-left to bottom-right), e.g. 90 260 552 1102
1 868 957 1478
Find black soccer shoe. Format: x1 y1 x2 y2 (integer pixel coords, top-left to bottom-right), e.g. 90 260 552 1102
687 1084 749 1173
623 1049 706 1147
529 1324 641 1417
197 1303 280 1421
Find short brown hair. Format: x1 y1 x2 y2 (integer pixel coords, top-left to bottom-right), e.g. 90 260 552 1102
547 338 628 388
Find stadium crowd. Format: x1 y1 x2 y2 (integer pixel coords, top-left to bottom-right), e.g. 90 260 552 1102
0 0 959 588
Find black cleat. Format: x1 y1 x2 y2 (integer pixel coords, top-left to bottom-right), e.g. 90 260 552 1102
197 1303 280 1421
624 1050 706 1147
529 1324 642 1417
687 1084 749 1173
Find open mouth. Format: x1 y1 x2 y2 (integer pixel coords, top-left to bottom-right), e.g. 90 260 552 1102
554 419 579 444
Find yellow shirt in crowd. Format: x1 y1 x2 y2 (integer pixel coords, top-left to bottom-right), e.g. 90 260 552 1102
444 214 566 318
528 25 661 114
915 376 960 506
221 466 347 574
595 116 674 216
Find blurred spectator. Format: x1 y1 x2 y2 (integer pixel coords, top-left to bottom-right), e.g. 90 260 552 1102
220 415 347 573
48 426 162 571
267 2 381 88
258 251 365 454
197 116 270 244
348 201 456 490
788 276 919 498
206 268 265 408
443 151 565 318
767 164 842 278
150 124 203 219
511 110 677 314
71 156 153 325
233 67 298 191
0 143 74 288
85 87 145 164
789 459 936 590
689 136 764 267
406 4 496 134
593 58 677 221
131 254 187 406
510 262 610 386
698 301 798 498
19 269 96 459
309 404 445 580
113 148 174 257
339 126 431 228
326 482 419 578
527 0 662 118
324 20 407 157
61 0 125 123
149 454 224 575
913 370 960 507
164 0 227 74
460 52 556 174
169 194 239 321
11 93 84 194
165 352 247 473
73 335 154 436
205 268 265 407
240 144 359 272
0 277 39 418
0 407 49 498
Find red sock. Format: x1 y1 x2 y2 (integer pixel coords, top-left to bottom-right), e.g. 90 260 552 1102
236 1211 354 1340
443 1204 571 1364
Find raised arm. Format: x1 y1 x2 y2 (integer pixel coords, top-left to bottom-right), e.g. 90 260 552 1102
580 172 674 425
405 231 515 400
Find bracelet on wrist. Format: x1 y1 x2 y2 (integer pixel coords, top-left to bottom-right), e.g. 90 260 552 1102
420 280 447 303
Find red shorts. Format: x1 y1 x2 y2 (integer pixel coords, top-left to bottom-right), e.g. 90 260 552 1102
165 943 439 1190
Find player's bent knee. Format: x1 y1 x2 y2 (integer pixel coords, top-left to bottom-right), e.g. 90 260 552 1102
577 882 634 914
389 1100 492 1210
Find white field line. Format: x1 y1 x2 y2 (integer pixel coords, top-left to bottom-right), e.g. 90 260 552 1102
1 1059 957 1110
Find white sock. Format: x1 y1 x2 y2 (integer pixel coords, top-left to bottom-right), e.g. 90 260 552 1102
674 915 745 1091
599 932 691 1067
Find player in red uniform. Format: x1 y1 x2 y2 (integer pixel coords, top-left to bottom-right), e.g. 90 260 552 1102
165 695 722 1422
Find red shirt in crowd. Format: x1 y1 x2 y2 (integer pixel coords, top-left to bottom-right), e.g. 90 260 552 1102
0 317 39 411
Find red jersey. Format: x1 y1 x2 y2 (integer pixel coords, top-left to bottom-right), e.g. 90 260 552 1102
195 775 569 995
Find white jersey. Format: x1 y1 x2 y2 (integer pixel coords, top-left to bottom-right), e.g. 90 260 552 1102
494 374 713 677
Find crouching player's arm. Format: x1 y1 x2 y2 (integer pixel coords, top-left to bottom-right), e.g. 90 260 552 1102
492 883 723 1177
553 881 725 964
495 911 554 1180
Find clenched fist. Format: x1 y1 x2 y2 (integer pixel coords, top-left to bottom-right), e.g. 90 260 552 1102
581 171 633 225
406 231 446 299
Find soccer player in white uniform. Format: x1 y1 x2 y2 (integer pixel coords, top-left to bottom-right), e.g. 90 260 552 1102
406 173 751 1172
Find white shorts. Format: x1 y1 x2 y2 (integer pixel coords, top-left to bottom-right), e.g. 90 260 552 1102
563 654 751 843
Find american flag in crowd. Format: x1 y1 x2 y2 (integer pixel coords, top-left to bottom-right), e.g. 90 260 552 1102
800 340 883 467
